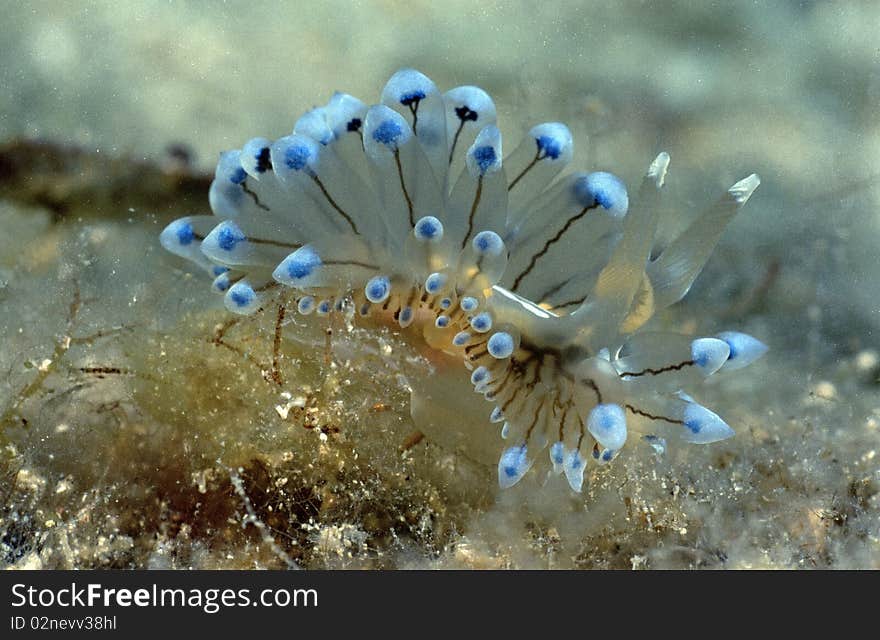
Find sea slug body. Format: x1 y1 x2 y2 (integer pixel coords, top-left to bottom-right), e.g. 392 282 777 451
161 68 766 492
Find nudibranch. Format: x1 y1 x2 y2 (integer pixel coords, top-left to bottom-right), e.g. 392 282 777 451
161 69 766 492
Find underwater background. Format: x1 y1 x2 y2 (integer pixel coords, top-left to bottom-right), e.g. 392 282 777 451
1 0 877 568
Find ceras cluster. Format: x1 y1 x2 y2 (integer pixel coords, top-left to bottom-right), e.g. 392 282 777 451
161 69 766 492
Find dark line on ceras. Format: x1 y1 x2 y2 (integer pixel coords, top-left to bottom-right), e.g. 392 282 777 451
581 378 603 404
464 337 489 355
619 360 695 378
465 334 494 361
461 175 484 250
445 297 462 319
534 278 571 307
448 119 466 165
535 231 624 311
625 404 684 425
311 174 360 234
251 237 301 249
501 383 525 413
513 352 541 393
521 358 549 440
567 379 603 450
241 179 271 212
487 364 515 397
422 288 442 307
511 204 597 291
402 285 418 312
523 399 544 442
406 100 420 134
393 149 415 227
507 148 543 192
190 232 299 250
528 359 544 394
551 295 587 311
556 395 571 443
324 259 380 270
497 354 534 409
565 399 589 450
